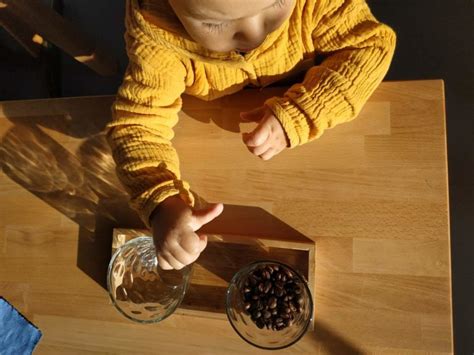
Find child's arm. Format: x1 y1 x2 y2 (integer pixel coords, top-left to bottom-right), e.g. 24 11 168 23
265 0 396 147
106 45 193 227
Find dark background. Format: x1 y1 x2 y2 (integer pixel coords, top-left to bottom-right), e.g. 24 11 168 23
0 0 472 353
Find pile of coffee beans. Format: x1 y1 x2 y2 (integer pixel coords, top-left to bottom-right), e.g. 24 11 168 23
241 264 304 331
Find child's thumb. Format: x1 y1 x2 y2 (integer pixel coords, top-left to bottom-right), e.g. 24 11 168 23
240 106 265 122
190 203 224 231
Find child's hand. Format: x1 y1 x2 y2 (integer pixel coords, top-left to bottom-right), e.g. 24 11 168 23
240 106 289 160
151 196 224 270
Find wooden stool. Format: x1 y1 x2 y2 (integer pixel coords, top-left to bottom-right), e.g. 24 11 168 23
0 0 118 76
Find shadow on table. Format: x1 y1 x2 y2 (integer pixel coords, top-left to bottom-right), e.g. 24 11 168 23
0 117 143 289
180 87 286 134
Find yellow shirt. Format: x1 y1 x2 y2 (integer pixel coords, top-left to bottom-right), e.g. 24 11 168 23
107 0 396 226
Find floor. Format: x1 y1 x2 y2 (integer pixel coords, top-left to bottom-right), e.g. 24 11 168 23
0 0 472 353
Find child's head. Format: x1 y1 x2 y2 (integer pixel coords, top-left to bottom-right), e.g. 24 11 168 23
168 0 295 52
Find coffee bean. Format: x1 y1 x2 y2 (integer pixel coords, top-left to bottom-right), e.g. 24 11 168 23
268 297 277 309
263 310 271 319
243 287 251 293
296 295 304 305
244 302 251 310
258 283 264 293
252 275 258 283
271 309 278 316
264 281 272 293
252 294 259 300
256 319 265 329
252 311 261 319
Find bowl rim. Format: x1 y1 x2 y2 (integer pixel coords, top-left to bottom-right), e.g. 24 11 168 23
225 259 314 350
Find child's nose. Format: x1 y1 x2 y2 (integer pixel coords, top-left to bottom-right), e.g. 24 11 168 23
233 15 266 48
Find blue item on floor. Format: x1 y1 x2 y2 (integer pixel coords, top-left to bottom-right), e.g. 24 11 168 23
0 297 42 355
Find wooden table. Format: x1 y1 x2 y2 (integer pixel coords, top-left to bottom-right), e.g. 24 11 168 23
0 80 452 354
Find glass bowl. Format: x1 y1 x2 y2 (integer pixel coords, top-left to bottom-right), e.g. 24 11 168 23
225 260 313 350
107 236 192 323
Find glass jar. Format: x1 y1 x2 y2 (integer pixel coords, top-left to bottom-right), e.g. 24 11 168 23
107 236 192 323
225 260 313 350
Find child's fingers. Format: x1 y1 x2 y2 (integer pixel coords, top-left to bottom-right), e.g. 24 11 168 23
190 203 224 231
157 254 173 270
179 232 202 255
197 233 208 253
243 122 271 147
259 148 276 161
175 234 207 265
240 106 266 122
247 138 272 156
168 244 196 266
161 251 186 270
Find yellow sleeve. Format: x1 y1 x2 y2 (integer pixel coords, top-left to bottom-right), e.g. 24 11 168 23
265 0 396 147
106 46 194 227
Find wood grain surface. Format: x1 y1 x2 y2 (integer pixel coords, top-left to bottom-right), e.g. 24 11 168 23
0 80 452 354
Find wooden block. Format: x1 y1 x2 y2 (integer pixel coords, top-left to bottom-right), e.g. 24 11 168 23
111 228 316 325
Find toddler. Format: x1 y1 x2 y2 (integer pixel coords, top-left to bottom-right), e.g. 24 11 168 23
107 0 396 270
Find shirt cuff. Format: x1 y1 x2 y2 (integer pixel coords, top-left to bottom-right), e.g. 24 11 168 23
265 95 312 148
136 179 195 228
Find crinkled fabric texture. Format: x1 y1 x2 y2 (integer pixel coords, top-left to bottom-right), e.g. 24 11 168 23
0 298 42 355
107 0 396 226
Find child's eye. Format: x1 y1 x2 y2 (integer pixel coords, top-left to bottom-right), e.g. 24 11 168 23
273 0 287 9
202 22 226 33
